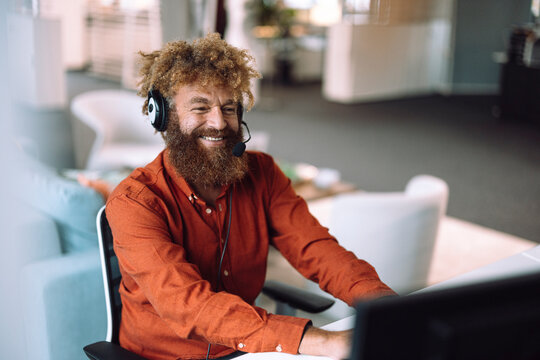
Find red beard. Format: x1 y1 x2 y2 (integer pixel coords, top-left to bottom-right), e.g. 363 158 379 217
164 116 248 188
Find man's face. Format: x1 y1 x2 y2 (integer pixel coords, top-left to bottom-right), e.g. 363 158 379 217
165 84 248 188
174 84 241 149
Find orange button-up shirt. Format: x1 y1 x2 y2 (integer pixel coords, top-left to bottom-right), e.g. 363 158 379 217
106 150 394 360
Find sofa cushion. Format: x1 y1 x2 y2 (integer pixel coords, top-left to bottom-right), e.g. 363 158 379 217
20 157 104 253
20 249 107 360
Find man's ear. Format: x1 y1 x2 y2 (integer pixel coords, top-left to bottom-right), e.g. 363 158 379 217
237 103 244 123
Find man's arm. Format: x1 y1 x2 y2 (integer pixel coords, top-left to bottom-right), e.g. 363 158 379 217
264 155 396 304
299 326 352 360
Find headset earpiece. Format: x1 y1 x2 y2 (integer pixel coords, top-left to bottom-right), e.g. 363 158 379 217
147 89 168 132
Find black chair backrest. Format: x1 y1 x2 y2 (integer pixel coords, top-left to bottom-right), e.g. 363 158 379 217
96 206 123 344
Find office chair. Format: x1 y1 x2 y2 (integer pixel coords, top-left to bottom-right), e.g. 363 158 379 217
306 175 448 320
71 90 165 171
83 206 334 360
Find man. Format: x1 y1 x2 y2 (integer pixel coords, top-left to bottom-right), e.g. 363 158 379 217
106 33 395 360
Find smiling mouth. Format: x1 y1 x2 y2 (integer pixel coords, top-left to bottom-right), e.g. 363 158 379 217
201 136 224 141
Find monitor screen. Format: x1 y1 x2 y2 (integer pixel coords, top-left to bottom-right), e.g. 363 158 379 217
351 271 540 360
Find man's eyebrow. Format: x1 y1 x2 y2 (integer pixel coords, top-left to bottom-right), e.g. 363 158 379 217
189 97 210 105
188 97 236 106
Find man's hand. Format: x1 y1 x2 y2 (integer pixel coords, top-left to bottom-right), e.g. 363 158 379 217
298 326 352 359
77 174 112 201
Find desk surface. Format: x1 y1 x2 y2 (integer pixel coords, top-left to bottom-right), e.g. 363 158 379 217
424 243 540 291
292 180 357 202
237 245 540 360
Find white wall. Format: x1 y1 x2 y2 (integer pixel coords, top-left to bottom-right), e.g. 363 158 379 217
41 0 88 69
323 20 453 103
7 14 66 108
322 0 457 103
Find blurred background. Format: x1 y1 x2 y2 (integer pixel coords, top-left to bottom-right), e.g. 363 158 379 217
5 0 540 239
1 0 539 359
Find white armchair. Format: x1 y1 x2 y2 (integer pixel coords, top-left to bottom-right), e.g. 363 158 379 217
71 90 165 170
307 175 448 320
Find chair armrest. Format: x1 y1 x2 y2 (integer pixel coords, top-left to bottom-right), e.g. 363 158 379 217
84 341 149 360
262 280 335 313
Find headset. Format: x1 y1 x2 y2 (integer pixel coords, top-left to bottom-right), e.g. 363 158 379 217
147 89 169 132
147 89 244 132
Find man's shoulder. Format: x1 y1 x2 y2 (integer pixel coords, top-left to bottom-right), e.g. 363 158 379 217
242 151 285 195
108 152 168 204
246 151 276 172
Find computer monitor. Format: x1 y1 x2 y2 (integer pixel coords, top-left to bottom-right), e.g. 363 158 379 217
351 271 540 360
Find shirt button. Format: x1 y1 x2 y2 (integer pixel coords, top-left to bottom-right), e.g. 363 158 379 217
205 208 212 214
238 343 245 349
276 345 282 352
224 270 229 276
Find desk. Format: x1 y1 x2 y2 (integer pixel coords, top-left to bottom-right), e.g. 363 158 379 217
292 180 357 202
423 243 540 291
237 245 540 360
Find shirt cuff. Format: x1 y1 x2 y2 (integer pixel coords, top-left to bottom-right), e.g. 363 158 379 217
349 280 397 304
258 314 311 354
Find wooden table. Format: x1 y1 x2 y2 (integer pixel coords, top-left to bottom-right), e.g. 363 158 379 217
292 180 357 202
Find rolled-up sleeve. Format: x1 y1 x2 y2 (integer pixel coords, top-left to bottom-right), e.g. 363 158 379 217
263 158 396 304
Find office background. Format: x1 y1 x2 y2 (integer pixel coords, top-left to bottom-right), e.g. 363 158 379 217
1 0 539 359
8 0 540 242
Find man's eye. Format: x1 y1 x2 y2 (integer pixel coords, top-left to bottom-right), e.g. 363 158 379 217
223 107 237 114
193 107 209 112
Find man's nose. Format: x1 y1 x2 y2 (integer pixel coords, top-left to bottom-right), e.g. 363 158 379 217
206 107 227 130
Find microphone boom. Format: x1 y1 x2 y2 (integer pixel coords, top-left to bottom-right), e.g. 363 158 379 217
232 121 251 157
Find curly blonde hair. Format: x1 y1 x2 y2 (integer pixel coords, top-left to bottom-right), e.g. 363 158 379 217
137 33 261 117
